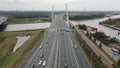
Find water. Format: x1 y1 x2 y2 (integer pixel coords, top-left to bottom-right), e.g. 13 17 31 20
12 36 30 53
5 23 51 31
72 15 120 40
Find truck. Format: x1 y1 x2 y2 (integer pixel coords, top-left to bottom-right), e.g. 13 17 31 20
65 27 71 32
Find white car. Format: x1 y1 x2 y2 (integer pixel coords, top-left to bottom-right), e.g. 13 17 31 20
42 61 47 66
38 60 42 65
46 41 48 44
39 46 42 49
74 45 77 48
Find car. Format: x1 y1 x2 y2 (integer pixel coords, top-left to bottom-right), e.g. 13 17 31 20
46 41 48 44
39 46 42 49
64 63 68 68
42 61 47 66
74 45 77 48
48 36 50 38
65 27 71 32
31 64 35 68
38 60 42 65
40 54 43 58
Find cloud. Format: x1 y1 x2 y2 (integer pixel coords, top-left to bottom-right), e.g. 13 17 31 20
3 0 81 3
0 0 120 11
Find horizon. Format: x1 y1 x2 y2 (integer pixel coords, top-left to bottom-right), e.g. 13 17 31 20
0 0 120 11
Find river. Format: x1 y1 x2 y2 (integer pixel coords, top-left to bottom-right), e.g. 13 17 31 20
5 23 51 31
4 15 120 40
72 15 120 41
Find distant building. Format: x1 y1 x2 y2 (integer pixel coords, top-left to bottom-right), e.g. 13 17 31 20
111 47 118 52
87 27 97 36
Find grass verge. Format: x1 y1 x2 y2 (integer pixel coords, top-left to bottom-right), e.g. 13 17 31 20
75 30 107 68
0 30 45 68
81 29 119 68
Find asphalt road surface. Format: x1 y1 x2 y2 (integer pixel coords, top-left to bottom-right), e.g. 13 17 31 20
21 15 90 68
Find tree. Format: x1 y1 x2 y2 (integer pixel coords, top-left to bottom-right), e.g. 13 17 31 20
95 32 107 40
78 24 87 30
99 43 102 48
93 38 96 43
89 35 92 39
119 49 120 54
86 31 89 36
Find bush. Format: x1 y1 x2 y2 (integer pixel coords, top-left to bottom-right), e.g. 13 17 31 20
118 59 120 67
78 24 87 30
0 37 5 43
76 33 107 68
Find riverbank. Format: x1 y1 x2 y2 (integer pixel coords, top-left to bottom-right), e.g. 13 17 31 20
101 24 120 31
0 30 45 68
99 18 120 31
69 14 105 21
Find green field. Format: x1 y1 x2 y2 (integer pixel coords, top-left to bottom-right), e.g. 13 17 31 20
7 17 51 24
0 30 45 68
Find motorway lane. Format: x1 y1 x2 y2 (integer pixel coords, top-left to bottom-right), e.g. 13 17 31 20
21 15 58 68
58 31 84 68
35 16 60 68
57 15 90 68
21 32 50 68
45 31 59 68
69 32 90 68
22 30 55 68
66 32 79 68
35 17 60 68
35 31 56 68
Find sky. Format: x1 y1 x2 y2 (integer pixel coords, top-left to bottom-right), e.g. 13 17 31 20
0 0 120 11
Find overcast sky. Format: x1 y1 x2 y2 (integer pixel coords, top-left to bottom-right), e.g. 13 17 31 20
0 0 120 11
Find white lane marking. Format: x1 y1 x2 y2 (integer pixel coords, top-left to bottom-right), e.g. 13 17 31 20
67 32 80 68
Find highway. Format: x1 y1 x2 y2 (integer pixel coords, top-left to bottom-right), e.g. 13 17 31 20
21 15 90 68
